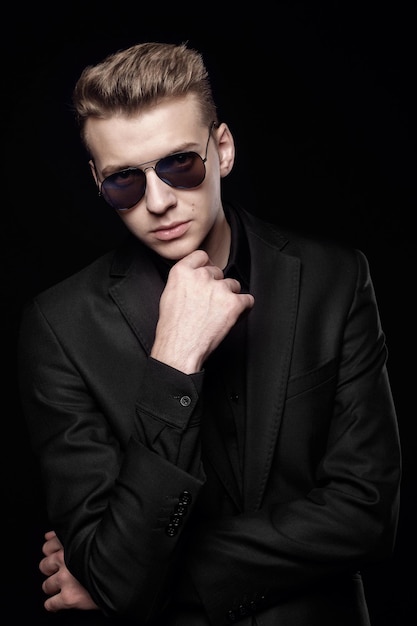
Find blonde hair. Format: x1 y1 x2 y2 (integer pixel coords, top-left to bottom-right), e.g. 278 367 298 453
73 42 218 148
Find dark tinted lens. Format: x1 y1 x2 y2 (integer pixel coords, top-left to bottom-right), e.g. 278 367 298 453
101 168 146 210
155 152 206 188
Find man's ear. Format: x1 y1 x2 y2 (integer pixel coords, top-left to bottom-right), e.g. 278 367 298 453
216 123 235 178
89 159 99 187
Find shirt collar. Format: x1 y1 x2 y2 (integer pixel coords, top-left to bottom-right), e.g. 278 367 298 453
223 203 250 292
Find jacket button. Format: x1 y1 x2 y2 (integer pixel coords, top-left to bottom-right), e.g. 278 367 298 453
238 603 249 617
179 395 191 407
165 523 178 537
175 502 187 516
170 513 183 527
179 490 192 504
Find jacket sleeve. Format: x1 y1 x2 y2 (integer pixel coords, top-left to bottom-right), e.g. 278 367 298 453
18 301 206 620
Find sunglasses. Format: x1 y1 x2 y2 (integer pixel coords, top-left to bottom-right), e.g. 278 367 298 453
97 123 216 211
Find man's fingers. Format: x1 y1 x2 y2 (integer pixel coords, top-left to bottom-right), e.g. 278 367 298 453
223 277 242 293
180 249 211 268
42 535 63 557
40 554 58 576
39 546 65 575
42 571 61 596
44 530 57 541
44 596 60 613
42 564 100 612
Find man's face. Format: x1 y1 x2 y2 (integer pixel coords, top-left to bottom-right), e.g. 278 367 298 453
86 95 234 263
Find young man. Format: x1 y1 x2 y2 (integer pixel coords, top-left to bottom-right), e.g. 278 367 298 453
18 42 401 625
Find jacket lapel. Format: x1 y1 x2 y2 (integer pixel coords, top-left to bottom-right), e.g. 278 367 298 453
108 236 165 354
242 215 301 511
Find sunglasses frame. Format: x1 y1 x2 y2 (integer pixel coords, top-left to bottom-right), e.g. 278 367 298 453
96 122 217 211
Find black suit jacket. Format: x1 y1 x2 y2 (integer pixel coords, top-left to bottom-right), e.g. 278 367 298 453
18 205 401 625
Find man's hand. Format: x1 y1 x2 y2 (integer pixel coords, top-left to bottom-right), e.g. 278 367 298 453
151 249 255 373
39 530 98 612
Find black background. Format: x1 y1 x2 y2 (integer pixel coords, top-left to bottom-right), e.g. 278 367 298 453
3 1 416 623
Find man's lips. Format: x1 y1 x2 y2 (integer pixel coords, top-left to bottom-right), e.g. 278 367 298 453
152 221 191 241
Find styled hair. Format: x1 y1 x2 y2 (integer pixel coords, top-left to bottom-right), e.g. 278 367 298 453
73 42 218 149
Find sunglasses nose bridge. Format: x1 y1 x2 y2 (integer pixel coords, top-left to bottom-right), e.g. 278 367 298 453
143 164 174 190
143 164 167 185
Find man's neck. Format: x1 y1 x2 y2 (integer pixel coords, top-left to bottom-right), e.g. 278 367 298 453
202 210 231 269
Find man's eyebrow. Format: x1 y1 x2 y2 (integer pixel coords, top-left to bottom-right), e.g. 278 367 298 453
100 139 201 178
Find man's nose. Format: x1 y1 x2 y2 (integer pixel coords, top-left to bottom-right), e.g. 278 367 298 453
143 167 176 214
